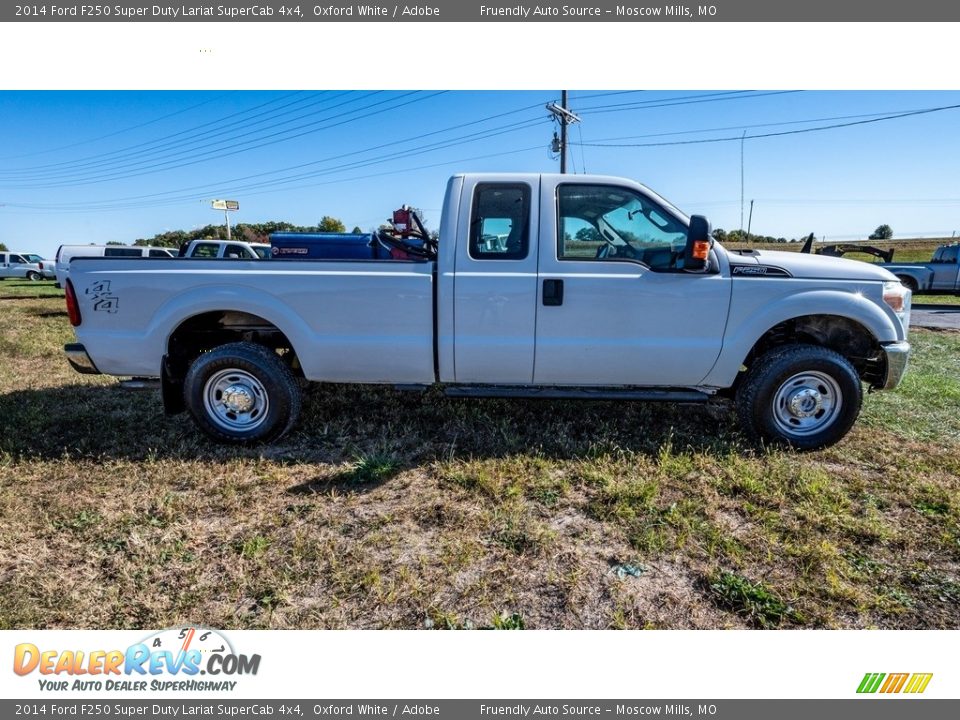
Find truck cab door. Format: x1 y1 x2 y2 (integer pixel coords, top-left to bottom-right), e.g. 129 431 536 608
930 245 960 291
534 181 731 387
452 178 540 383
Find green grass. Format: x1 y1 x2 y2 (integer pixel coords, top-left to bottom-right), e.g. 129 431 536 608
0 279 63 300
0 291 958 629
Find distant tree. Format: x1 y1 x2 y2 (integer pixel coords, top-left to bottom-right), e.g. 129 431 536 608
869 224 893 240
351 226 363 234
0 242 8 251
106 241 126 246
318 216 346 233
712 228 727 242
574 226 601 243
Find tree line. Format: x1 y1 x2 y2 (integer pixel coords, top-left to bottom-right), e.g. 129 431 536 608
130 216 356 248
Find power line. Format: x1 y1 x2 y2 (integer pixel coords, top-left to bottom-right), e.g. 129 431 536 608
572 103 960 147
572 90 801 115
0 91 316 174
0 92 230 161
575 106 951 143
2 101 555 210
0 91 358 181
2 116 552 212
0 92 448 189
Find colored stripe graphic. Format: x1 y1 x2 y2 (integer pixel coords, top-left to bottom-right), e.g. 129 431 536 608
857 672 932 694
904 673 934 694
857 673 885 693
880 673 909 693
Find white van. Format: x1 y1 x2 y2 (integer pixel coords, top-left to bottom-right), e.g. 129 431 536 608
54 245 177 288
0 252 43 281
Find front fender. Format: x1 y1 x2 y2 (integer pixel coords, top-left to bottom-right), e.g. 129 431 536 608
702 288 901 388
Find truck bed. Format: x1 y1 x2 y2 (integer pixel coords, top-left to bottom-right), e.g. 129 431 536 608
69 257 436 383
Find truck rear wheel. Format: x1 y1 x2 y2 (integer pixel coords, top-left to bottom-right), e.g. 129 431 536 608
735 344 862 450
183 342 301 444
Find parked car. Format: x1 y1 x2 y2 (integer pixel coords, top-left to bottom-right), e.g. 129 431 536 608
62 173 911 450
875 242 960 294
20 253 57 280
54 245 177 288
179 239 271 259
0 252 44 281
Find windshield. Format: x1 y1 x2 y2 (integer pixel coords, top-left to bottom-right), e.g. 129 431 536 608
23 254 42 263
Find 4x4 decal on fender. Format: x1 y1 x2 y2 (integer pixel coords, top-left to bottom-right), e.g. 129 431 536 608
86 280 119 314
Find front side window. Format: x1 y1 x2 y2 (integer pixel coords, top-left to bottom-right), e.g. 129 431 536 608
10 254 27 264
936 245 958 264
469 183 531 260
558 184 688 271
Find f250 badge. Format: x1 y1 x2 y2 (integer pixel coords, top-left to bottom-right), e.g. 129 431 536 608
85 280 119 314
731 265 791 278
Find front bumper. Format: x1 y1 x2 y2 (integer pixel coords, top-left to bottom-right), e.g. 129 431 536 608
64 343 101 375
878 341 910 390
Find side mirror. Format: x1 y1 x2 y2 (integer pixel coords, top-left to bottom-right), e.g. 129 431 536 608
684 215 713 272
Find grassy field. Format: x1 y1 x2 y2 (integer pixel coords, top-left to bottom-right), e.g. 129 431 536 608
1 279 958 630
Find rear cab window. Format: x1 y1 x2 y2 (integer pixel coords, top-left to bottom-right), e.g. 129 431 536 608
190 243 220 258
468 183 531 260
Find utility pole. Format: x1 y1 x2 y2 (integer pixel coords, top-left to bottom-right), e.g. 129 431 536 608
547 92 581 174
746 199 754 241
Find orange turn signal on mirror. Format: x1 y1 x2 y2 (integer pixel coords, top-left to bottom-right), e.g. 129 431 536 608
692 240 711 261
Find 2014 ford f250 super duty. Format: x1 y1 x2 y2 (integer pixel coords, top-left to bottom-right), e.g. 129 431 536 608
63 173 912 450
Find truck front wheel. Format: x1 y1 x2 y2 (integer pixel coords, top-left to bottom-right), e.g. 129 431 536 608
183 342 302 444
735 344 862 450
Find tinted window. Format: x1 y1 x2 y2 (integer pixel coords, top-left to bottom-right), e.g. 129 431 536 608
149 249 172 258
224 244 249 259
104 247 143 257
191 243 220 258
469 183 531 260
10 254 27 264
558 184 687 271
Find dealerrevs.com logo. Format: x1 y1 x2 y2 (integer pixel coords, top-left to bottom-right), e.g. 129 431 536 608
13 627 260 692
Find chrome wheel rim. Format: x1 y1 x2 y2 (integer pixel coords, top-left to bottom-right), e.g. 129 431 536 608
772 371 842 437
203 368 269 432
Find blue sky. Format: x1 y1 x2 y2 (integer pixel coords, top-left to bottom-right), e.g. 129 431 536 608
0 90 958 257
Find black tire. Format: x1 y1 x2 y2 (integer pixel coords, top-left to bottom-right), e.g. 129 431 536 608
183 341 301 444
735 344 862 451
25 271 41 282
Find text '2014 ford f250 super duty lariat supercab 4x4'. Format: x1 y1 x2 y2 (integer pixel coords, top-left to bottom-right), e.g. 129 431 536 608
62 173 912 450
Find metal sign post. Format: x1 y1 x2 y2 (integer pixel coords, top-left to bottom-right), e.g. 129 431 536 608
211 199 240 240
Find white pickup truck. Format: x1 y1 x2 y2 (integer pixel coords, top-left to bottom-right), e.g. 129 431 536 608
62 173 912 450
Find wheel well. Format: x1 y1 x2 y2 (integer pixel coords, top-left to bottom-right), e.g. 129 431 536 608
741 314 883 386
895 274 918 291
166 311 301 381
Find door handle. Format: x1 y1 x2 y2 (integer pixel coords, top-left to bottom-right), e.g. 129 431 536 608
543 278 564 306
